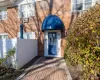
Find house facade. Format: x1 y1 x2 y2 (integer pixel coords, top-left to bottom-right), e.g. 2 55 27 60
0 0 99 57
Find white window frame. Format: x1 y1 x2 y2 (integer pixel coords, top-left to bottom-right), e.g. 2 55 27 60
71 0 95 12
35 0 42 2
18 3 35 18
0 8 7 20
0 33 8 39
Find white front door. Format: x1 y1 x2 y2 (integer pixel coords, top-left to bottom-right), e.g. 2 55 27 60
44 30 61 57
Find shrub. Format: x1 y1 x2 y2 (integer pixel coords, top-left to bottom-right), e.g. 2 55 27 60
65 3 100 80
0 48 15 66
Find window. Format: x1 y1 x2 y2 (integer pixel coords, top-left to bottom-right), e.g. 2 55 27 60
26 32 36 39
18 3 35 18
35 0 42 2
72 0 93 12
0 33 8 39
18 32 36 39
0 9 7 20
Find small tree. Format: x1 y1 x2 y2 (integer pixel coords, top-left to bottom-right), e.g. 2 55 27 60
65 3 100 80
0 48 15 66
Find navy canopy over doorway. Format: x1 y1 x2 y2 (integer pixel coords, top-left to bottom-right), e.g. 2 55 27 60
42 15 64 31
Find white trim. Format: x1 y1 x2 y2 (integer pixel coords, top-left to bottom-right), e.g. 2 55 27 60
44 30 61 57
35 0 42 2
0 33 8 35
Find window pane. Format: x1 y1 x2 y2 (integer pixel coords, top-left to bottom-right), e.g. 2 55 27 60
21 4 27 12
73 3 83 11
28 4 33 9
2 10 7 20
75 0 83 3
20 3 35 18
0 9 7 20
72 0 83 11
0 34 8 39
85 2 92 9
76 3 83 10
85 0 92 3
22 11 28 18
3 35 8 39
29 10 34 16
28 4 35 16
2 13 7 20
21 4 28 18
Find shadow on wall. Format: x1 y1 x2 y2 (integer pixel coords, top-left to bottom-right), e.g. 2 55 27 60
0 0 78 38
0 0 78 56
32 0 79 38
0 6 19 38
31 0 76 55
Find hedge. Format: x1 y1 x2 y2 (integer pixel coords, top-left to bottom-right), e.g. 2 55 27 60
65 3 100 80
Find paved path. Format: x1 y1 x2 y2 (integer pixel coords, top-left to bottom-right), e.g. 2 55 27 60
17 57 72 80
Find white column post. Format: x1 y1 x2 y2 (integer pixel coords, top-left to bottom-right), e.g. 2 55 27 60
83 0 85 10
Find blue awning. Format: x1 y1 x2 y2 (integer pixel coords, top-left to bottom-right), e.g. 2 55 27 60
42 15 64 32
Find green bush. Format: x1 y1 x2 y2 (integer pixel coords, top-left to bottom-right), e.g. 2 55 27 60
0 48 15 65
65 3 100 80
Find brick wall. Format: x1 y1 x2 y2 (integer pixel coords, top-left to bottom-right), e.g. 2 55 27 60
0 0 77 56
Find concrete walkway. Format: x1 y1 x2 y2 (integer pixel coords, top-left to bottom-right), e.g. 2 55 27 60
16 57 72 80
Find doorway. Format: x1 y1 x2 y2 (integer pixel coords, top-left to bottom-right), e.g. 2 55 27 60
48 32 57 55
44 30 61 57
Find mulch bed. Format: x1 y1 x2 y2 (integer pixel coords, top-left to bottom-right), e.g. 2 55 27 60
0 66 24 80
0 56 40 80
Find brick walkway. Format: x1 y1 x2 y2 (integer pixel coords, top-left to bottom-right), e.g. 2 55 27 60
17 57 72 80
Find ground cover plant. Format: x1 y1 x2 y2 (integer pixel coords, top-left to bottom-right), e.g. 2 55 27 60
0 48 23 80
